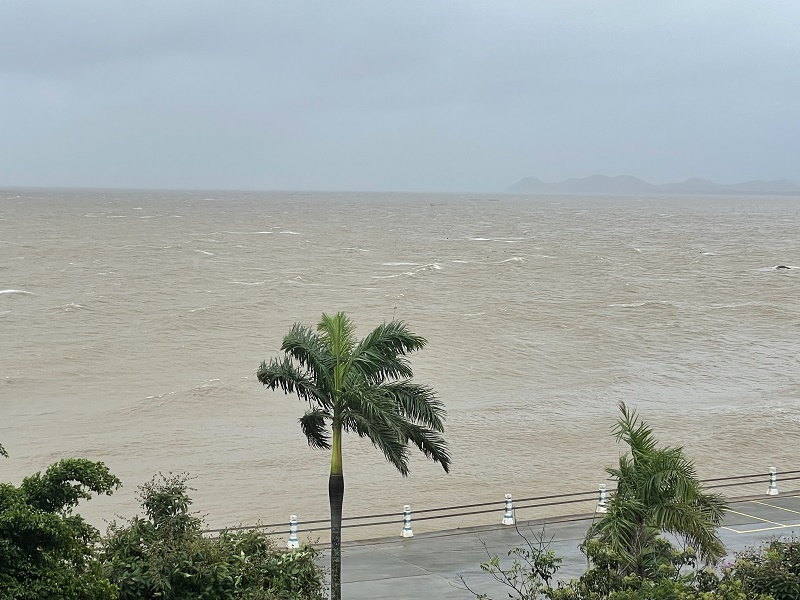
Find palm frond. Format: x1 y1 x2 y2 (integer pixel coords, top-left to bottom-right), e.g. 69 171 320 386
641 448 700 505
256 357 330 409
607 455 636 496
342 407 410 476
317 312 357 360
299 409 332 450
590 495 646 570
696 491 727 525
378 381 446 431
613 402 657 458
399 422 451 473
348 321 426 381
652 500 725 563
280 323 333 391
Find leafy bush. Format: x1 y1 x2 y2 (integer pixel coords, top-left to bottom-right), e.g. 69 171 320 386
735 537 800 600
458 527 562 599
101 473 325 599
550 541 773 599
0 458 121 599
462 529 778 600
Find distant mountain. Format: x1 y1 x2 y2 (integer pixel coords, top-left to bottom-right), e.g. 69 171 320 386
506 175 800 195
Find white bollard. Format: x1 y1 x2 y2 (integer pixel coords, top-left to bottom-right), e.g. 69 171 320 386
401 505 413 538
767 467 779 496
596 484 608 513
287 515 300 550
502 493 515 525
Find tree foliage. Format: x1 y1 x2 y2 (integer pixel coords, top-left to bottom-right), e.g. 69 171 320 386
257 311 450 600
257 312 451 476
463 532 776 600
101 473 325 600
458 526 562 600
461 404 763 600
0 458 121 599
586 403 727 576
548 540 772 600
735 537 800 600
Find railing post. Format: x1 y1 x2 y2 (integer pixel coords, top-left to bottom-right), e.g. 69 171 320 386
401 505 413 538
502 493 515 525
287 515 300 550
767 467 779 496
596 484 608 513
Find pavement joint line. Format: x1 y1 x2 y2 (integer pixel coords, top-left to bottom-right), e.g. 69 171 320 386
750 500 800 516
723 508 785 527
724 523 800 534
345 572 440 585
372 543 451 582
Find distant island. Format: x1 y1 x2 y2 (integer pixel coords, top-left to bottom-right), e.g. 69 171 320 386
506 175 800 195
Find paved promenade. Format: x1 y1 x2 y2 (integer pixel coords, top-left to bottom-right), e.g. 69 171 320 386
322 492 800 599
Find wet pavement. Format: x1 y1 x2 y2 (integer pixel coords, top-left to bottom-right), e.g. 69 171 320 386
321 491 800 599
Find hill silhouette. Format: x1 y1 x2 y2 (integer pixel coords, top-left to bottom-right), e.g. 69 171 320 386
506 175 799 195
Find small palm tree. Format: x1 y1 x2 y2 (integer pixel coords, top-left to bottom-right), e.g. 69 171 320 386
257 312 451 600
587 402 727 577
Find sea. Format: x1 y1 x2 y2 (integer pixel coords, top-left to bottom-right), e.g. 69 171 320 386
1 188 799 539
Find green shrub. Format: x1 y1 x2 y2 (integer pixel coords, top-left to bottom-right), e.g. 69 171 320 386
735 537 800 600
0 458 121 599
101 473 325 599
464 532 777 600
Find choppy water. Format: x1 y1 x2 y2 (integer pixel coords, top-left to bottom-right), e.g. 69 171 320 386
1 188 799 538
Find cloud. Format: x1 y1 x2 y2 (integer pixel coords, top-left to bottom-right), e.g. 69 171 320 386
1 0 798 190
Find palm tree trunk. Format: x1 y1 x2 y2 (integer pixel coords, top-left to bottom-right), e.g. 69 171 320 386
329 426 344 600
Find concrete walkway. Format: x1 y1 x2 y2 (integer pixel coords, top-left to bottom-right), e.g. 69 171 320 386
321 492 800 600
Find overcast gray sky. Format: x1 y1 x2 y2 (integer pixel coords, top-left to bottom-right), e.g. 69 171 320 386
1 1 798 192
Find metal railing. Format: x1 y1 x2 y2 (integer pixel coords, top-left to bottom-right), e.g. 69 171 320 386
202 467 800 545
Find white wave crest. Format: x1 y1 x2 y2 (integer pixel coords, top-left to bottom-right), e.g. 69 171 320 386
609 301 674 308
0 289 34 296
372 272 415 279
372 262 442 279
419 262 442 271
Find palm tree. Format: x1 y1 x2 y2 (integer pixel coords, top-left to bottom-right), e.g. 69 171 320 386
586 402 727 577
257 312 451 600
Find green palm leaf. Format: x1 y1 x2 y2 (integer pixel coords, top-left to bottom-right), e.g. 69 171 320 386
378 381 446 431
299 409 332 450
280 323 334 391
256 357 328 409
